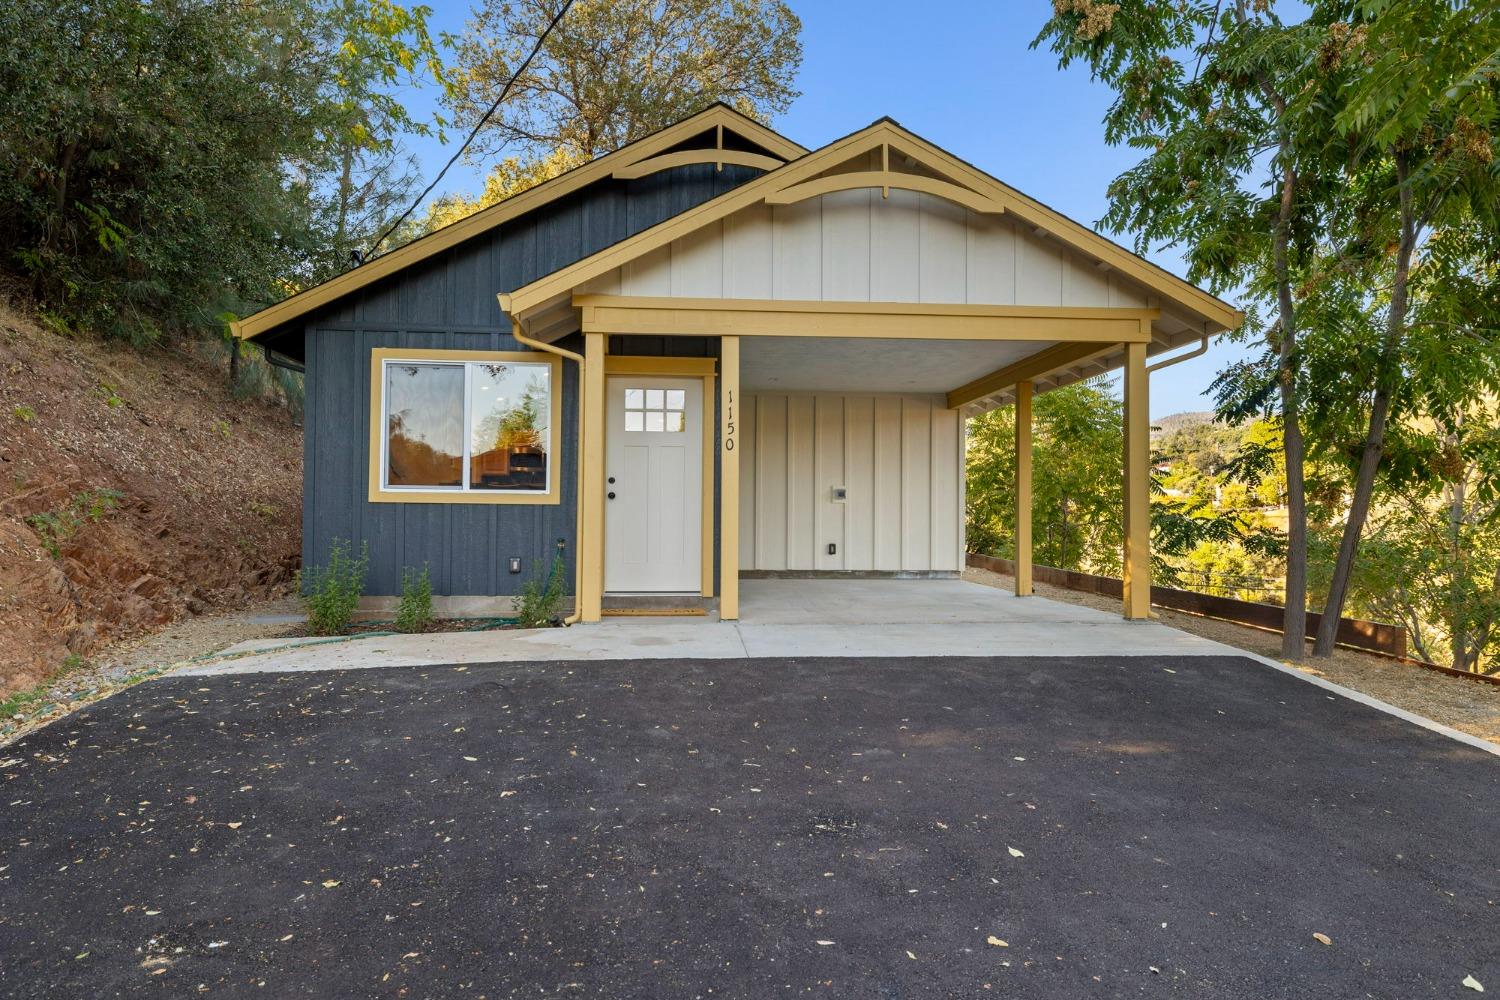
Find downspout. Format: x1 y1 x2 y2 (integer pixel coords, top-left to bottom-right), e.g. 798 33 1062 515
509 315 587 625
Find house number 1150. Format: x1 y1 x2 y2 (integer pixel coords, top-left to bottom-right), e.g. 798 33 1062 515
724 389 735 451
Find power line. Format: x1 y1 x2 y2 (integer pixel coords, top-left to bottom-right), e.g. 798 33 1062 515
360 0 575 263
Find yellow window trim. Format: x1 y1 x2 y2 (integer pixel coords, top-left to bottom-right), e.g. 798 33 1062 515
234 105 806 343
367 347 564 505
499 119 1243 333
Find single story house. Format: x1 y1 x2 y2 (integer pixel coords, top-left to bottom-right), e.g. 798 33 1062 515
234 104 1242 623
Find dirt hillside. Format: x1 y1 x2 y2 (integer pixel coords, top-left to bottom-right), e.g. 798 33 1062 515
0 304 301 694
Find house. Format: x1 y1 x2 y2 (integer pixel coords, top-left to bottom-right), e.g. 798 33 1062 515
233 104 1242 623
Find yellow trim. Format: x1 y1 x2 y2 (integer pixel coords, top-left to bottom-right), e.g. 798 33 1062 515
702 372 717 598
946 342 1117 410
233 105 807 342
1013 380 1033 598
576 295 1158 343
367 348 562 505
603 355 718 376
612 149 786 180
580 334 608 621
1122 339 1150 620
499 119 1243 332
718 337 741 620
764 171 1008 215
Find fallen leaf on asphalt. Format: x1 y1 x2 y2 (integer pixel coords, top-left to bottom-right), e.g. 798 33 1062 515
1008 847 1024 858
499 790 516 798
226 822 242 830
75 952 88 960
1463 975 1484 992
279 935 293 942
462 756 478 762
1312 933 1331 946
321 880 340 888
987 936 1009 948
816 940 835 947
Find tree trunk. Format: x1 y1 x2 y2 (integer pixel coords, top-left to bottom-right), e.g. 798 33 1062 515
1270 148 1307 661
1313 155 1416 657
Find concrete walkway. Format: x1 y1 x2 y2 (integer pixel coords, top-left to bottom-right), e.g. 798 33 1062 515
182 579 1239 677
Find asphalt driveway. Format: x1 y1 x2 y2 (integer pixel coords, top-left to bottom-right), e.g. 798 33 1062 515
1 654 1495 998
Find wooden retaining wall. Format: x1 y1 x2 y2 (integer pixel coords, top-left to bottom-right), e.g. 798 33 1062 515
966 552 1407 657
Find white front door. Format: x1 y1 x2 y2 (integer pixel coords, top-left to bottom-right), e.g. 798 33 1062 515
605 377 703 592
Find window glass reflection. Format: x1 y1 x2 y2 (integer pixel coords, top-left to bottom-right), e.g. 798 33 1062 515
469 363 550 491
385 363 463 487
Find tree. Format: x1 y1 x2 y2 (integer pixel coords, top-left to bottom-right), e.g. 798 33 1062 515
432 0 802 223
0 0 447 347
303 0 450 282
1035 0 1334 659
1298 1 1500 656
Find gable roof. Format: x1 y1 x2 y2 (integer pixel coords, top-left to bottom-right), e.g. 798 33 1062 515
499 118 1243 333
233 103 807 344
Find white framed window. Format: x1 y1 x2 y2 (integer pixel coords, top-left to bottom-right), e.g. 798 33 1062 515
368 349 561 505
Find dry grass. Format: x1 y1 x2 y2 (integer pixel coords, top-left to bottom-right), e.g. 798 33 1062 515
964 566 1500 747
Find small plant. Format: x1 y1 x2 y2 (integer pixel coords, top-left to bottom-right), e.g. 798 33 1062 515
12 404 35 422
96 383 123 408
303 538 368 636
393 564 434 634
515 554 568 628
25 488 124 558
212 418 231 438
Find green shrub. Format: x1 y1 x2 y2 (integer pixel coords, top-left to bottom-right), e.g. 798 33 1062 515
25 488 124 558
394 564 433 634
515 555 567 628
303 538 368 636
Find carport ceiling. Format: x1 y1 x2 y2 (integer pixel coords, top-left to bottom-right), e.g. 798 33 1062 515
740 336 1053 394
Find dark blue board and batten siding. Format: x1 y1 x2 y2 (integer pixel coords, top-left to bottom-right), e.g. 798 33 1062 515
301 164 759 597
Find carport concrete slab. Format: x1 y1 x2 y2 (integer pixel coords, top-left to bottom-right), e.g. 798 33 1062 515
184 579 1235 677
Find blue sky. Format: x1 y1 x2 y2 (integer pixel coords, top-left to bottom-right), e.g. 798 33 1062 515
399 1 1253 419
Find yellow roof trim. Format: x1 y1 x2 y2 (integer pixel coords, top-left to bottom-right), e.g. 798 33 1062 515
233 105 805 342
500 119 1244 332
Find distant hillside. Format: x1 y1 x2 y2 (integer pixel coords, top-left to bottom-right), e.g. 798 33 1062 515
0 304 301 694
1153 411 1217 434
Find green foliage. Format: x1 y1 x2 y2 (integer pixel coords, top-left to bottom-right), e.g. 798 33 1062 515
12 404 35 422
394 564 434 633
515 555 568 628
967 382 1125 573
416 0 803 237
0 0 446 343
25 489 124 559
303 538 369 636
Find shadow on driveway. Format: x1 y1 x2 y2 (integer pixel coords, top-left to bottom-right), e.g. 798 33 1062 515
1 655 1496 998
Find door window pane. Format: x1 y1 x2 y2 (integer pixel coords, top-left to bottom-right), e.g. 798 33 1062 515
623 383 688 434
385 363 464 487
469 362 550 491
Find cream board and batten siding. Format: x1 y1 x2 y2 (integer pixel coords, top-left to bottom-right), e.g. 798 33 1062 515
578 189 1157 309
740 393 963 573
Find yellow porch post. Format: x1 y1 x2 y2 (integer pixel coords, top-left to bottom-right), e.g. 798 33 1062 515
1122 340 1151 619
1014 380 1033 597
719 335 741 620
580 332 607 622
